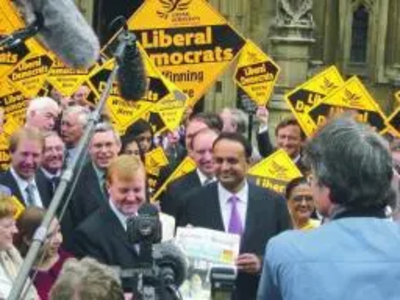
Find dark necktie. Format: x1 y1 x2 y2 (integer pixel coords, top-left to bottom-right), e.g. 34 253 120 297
51 176 60 193
203 178 214 186
25 183 36 206
228 195 243 235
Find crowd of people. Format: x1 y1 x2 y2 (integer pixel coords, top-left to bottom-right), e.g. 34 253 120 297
0 86 398 299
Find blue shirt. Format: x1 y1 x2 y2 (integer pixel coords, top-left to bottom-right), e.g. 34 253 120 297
257 218 400 300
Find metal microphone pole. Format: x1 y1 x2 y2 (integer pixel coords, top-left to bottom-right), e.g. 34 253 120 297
8 29 133 300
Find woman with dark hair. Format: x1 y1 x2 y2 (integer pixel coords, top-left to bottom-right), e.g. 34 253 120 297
14 207 72 300
285 177 320 230
121 135 145 163
123 119 154 154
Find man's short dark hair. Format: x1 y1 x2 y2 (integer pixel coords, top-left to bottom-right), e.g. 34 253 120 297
304 116 393 210
213 132 253 159
275 117 306 140
189 112 224 132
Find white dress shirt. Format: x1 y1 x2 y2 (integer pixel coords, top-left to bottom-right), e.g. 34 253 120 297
10 168 43 207
217 181 248 232
196 169 215 186
109 199 130 231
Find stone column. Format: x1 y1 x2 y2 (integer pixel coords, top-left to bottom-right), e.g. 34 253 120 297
268 0 315 116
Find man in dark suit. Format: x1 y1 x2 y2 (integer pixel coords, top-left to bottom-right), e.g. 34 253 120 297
161 128 219 219
180 132 291 300
73 155 146 285
0 127 51 208
157 112 224 188
37 131 65 198
69 122 121 229
256 107 308 173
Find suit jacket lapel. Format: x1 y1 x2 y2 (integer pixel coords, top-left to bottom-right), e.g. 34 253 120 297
241 184 259 250
210 185 225 231
87 164 107 203
5 172 25 206
103 206 136 252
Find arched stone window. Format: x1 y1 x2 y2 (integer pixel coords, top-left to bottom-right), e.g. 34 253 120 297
350 4 369 63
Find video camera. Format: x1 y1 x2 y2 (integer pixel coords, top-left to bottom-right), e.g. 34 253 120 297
122 203 187 300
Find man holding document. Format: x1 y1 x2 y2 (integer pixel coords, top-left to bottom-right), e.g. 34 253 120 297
180 132 291 300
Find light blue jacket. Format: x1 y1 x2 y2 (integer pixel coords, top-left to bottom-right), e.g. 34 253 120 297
257 218 400 300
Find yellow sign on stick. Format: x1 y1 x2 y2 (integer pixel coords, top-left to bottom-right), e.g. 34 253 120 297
87 58 153 134
308 76 388 133
145 147 170 177
145 147 170 197
387 107 400 137
0 1 31 78
46 57 92 96
234 39 280 106
248 149 302 194
151 156 196 202
127 0 246 106
153 81 188 132
0 80 27 126
284 66 344 137
0 133 10 171
6 41 54 98
396 91 400 103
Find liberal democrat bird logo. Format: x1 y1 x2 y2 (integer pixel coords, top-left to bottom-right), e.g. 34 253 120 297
319 77 338 94
157 0 192 19
342 89 363 108
267 161 289 180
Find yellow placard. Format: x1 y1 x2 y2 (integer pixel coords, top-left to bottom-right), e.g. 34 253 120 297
139 46 189 132
234 39 280 106
11 196 25 219
0 80 27 126
284 66 344 137
247 149 302 194
387 107 400 137
151 156 196 202
127 0 246 106
308 76 388 133
6 44 54 98
396 91 400 103
0 1 30 78
153 82 188 132
0 133 10 171
145 147 170 177
45 57 92 96
86 58 153 135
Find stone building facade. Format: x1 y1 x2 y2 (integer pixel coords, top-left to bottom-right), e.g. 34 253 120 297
76 0 399 124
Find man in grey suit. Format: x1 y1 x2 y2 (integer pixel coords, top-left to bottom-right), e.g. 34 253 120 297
180 132 291 300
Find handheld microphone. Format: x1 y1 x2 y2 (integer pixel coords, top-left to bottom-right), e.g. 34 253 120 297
13 0 100 69
114 25 147 101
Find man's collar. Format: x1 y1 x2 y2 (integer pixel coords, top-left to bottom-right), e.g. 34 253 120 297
10 168 35 189
108 199 131 231
41 168 61 179
218 180 248 203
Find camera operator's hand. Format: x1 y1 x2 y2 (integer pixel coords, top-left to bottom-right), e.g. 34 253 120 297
235 253 261 274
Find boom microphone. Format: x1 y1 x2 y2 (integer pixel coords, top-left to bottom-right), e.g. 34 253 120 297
13 0 100 69
153 241 188 288
115 27 147 101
